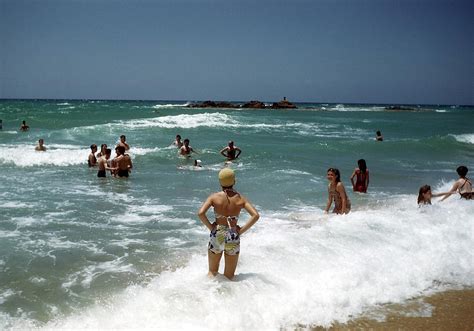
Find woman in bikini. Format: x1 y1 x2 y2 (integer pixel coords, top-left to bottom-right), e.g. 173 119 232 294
438 166 473 201
325 168 351 214
198 168 259 280
350 159 369 193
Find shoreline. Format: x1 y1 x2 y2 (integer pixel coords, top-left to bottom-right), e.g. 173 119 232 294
310 289 474 330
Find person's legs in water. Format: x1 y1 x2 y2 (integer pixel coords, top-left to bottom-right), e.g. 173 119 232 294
208 250 223 277
223 253 239 280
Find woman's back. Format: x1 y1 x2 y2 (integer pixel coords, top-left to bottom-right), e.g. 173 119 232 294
212 190 246 217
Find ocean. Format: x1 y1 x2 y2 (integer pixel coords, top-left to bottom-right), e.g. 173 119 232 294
0 100 473 329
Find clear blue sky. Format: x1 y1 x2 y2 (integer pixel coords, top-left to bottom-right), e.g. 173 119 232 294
1 0 472 104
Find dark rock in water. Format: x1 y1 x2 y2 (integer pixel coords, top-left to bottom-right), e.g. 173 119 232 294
271 99 297 109
241 100 266 109
187 98 297 109
188 101 238 108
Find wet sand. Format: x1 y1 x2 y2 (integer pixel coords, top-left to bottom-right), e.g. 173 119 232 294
311 289 474 330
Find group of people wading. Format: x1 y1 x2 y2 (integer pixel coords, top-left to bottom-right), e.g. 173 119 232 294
88 135 133 178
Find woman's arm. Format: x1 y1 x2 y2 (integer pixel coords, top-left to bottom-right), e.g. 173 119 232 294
350 169 357 188
238 199 259 235
439 182 460 201
337 183 348 213
324 186 333 213
198 196 215 231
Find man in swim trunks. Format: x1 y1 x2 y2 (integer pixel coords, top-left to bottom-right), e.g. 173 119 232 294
198 168 259 280
114 145 133 178
220 140 242 161
97 148 116 177
179 138 196 156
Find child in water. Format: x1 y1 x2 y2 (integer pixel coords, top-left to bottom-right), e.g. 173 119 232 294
324 168 351 214
418 185 433 205
417 184 455 205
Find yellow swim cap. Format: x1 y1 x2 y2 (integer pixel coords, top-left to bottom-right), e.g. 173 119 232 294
218 168 235 187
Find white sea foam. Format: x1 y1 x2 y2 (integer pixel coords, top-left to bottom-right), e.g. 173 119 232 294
0 202 31 208
325 105 386 112
452 133 474 144
0 144 161 167
152 103 190 109
62 257 136 290
0 144 88 167
11 194 472 330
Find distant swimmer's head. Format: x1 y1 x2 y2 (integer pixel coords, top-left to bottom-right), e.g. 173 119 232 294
228 140 234 147
219 168 235 188
90 144 97 151
194 159 202 167
456 165 468 178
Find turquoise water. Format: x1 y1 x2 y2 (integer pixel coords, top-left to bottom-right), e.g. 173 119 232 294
1 100 473 329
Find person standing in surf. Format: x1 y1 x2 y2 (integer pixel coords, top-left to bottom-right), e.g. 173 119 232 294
198 168 259 280
117 135 130 151
350 159 369 193
179 138 196 156
220 140 242 161
88 144 98 167
324 168 351 214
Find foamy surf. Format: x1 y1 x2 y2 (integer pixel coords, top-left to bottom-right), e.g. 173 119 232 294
5 194 472 330
452 133 474 144
0 144 88 167
152 103 190 109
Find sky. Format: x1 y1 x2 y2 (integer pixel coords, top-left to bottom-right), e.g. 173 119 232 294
1 0 473 104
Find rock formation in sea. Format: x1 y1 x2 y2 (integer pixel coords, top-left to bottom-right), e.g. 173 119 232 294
187 98 297 109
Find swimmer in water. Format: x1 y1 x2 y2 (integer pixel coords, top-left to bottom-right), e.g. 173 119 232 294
179 138 196 156
88 144 98 167
173 134 183 148
117 135 130 151
97 148 117 177
350 159 369 193
437 166 473 201
114 145 133 178
35 139 47 151
220 140 242 161
20 120 29 131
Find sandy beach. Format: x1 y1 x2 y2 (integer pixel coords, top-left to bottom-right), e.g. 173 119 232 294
311 289 474 330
